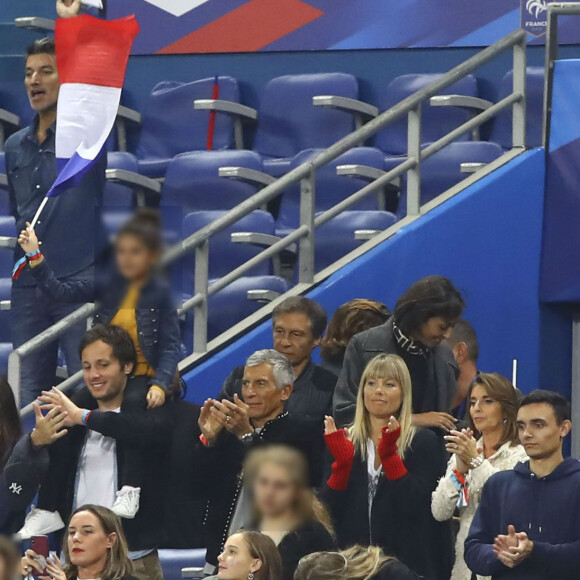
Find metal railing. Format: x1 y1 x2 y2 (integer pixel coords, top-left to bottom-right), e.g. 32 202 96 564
543 2 580 148
12 28 528 414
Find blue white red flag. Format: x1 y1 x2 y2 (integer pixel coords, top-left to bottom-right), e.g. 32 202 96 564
46 14 139 199
13 15 139 280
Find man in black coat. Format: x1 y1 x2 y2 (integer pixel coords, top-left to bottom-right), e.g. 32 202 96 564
199 349 325 575
219 297 337 423
18 325 172 580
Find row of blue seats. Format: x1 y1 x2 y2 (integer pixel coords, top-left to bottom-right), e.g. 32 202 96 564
1 69 544 183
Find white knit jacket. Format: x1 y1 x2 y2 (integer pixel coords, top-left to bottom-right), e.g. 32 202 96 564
431 439 529 580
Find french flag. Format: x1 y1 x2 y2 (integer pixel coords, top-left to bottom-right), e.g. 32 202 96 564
13 15 138 279
46 14 139 199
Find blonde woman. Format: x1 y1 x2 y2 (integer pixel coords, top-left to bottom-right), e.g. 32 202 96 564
431 373 527 580
321 354 446 580
294 545 419 580
244 445 336 580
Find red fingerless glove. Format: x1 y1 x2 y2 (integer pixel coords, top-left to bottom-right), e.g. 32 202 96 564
325 429 355 490
378 425 408 481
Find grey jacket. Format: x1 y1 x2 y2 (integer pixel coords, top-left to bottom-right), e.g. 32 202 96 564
333 317 458 427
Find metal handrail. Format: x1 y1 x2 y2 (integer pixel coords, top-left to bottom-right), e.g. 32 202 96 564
543 3 580 148
13 28 527 414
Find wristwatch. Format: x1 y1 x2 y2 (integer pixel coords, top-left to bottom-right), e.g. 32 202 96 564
240 432 254 443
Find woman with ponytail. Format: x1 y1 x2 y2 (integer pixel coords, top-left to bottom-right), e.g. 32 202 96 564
321 354 447 579
244 445 336 580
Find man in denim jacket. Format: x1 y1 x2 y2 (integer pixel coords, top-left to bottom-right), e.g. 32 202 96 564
5 37 106 406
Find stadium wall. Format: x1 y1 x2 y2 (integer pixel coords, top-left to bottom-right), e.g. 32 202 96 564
183 148 572 404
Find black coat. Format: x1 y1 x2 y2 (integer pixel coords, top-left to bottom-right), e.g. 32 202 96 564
0 435 49 534
203 412 326 566
333 317 458 427
370 561 421 580
319 428 447 580
37 377 172 551
219 360 337 422
276 519 336 580
159 398 207 549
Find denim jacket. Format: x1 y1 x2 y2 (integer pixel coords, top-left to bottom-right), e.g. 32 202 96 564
5 118 106 286
29 260 181 392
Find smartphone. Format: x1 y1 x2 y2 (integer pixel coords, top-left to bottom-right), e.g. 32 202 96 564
30 536 49 575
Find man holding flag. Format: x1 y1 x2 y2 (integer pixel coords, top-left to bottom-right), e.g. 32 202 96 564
5 37 106 407
5 13 138 408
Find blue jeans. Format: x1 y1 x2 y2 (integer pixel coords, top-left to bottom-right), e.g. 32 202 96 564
10 285 87 407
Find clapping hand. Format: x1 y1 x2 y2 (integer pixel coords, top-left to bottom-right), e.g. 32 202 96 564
494 525 534 568
220 394 253 439
38 388 84 427
444 428 478 474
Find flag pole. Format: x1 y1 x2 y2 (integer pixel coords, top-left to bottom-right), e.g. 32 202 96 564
512 358 518 389
29 197 48 230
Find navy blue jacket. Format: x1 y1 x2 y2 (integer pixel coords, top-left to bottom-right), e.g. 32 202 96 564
465 457 580 579
30 261 181 392
5 119 106 286
0 435 49 534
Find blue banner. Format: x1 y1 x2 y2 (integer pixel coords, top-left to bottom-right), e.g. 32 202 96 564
107 0 580 55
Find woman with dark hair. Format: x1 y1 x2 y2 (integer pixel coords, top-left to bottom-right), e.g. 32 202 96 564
244 445 336 580
21 505 136 580
321 355 447 580
206 531 282 580
431 373 527 580
295 545 420 580
333 276 465 430
0 377 67 534
320 299 390 377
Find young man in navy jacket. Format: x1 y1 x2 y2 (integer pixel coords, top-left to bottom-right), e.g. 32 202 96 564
465 389 580 579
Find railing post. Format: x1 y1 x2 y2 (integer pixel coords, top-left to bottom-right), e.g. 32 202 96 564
298 168 316 284
543 6 559 149
512 36 527 149
7 351 20 408
193 240 210 353
406 104 422 216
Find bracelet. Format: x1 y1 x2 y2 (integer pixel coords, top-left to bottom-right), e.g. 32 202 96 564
26 249 41 259
199 434 209 447
81 410 92 425
469 456 484 469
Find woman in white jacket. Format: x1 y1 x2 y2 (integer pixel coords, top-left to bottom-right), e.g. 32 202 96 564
431 373 527 580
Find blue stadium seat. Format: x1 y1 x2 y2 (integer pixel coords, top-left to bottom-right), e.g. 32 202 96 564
375 73 479 156
315 210 398 272
253 73 364 177
0 152 10 213
159 549 206 580
161 150 267 214
182 210 277 289
180 210 288 349
102 208 133 239
105 152 139 207
135 76 240 178
0 277 12 344
395 141 504 218
0 343 11 376
276 147 388 236
0 216 16 279
491 67 545 149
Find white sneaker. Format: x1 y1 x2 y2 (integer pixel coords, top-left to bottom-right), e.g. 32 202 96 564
18 507 65 540
111 486 141 519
